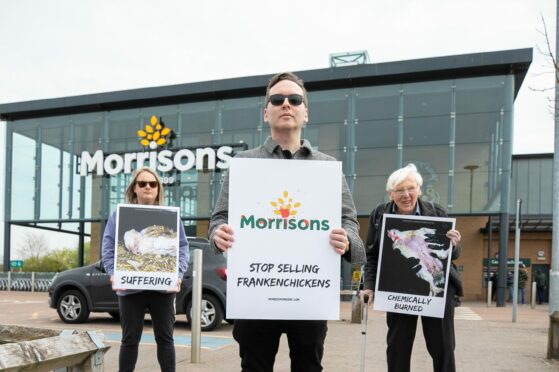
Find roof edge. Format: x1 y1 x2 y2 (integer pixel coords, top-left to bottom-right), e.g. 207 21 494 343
0 48 533 121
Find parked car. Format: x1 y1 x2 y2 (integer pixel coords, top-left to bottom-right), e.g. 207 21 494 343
48 237 228 331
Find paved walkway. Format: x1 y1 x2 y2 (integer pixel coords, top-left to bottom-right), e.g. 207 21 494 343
1 292 558 371
141 301 559 371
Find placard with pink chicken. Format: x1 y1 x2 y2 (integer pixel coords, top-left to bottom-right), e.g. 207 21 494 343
373 214 455 318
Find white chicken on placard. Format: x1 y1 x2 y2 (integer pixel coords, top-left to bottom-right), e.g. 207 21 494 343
123 225 177 256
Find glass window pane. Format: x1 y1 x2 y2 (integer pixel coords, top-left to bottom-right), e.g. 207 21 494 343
11 132 36 220
355 148 397 177
181 133 213 147
454 144 494 213
304 124 346 152
355 119 398 149
456 112 501 144
108 173 130 213
221 97 260 131
221 130 259 150
179 102 216 146
72 113 104 155
403 116 449 147
308 89 349 125
355 85 400 121
455 76 507 114
40 142 62 219
71 168 92 219
353 176 389 215
107 109 142 153
455 110 504 213
403 80 452 118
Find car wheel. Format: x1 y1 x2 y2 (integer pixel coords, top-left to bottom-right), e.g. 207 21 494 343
108 312 120 321
186 293 224 331
57 290 90 323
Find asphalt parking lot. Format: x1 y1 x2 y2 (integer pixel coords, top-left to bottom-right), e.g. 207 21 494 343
1 291 558 371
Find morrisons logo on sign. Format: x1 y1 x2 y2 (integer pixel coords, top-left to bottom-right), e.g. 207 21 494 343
79 115 234 176
239 191 330 232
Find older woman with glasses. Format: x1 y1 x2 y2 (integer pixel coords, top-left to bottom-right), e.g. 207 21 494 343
360 163 463 372
101 167 188 372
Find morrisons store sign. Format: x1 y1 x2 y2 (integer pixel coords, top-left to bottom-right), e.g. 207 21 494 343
79 115 233 177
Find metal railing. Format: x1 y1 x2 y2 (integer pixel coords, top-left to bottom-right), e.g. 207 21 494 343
0 272 56 292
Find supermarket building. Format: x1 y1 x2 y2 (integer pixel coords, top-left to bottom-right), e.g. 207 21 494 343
0 48 552 301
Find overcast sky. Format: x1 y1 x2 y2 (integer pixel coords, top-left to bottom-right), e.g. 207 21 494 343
0 0 557 255
0 0 556 155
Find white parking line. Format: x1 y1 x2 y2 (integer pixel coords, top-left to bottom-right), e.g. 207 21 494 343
455 306 482 320
0 299 44 304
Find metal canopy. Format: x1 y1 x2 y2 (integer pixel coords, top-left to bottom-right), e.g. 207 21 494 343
481 215 553 233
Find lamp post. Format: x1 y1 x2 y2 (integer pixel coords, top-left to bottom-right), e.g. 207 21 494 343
464 165 479 213
548 0 559 359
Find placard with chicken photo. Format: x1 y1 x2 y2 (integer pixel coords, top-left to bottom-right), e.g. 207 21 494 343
113 204 181 290
373 213 455 318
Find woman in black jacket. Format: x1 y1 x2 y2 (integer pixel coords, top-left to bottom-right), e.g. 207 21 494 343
361 163 462 372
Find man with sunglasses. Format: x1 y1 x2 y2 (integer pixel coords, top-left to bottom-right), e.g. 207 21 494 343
209 72 365 372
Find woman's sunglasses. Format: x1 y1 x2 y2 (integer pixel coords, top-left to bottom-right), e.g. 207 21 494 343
268 94 304 106
136 181 158 188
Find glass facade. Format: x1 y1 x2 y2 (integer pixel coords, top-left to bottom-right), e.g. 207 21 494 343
6 75 513 222
3 72 516 273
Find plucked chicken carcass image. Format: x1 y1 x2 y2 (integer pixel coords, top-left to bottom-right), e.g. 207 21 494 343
124 225 178 256
117 225 178 272
387 227 450 296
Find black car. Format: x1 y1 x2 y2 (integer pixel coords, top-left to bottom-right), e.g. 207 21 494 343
48 237 228 331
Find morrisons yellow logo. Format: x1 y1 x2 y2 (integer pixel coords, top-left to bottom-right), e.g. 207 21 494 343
137 116 172 149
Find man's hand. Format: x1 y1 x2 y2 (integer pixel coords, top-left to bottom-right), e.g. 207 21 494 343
330 228 350 255
359 289 374 306
446 229 461 246
213 224 235 252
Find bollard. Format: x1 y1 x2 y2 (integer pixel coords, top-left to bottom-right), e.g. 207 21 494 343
351 295 362 323
350 266 363 323
547 311 559 359
531 281 536 309
31 272 35 292
191 249 203 363
7 271 11 292
487 281 492 307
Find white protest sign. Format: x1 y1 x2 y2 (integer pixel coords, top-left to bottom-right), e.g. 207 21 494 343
114 204 180 290
227 158 342 320
373 214 455 318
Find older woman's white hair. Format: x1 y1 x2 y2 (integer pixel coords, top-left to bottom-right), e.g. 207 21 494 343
386 163 423 192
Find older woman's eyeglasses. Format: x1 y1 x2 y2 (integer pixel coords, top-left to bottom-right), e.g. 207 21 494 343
136 181 158 188
392 186 417 196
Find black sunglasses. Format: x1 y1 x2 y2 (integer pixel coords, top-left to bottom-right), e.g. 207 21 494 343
136 180 158 188
268 94 304 106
